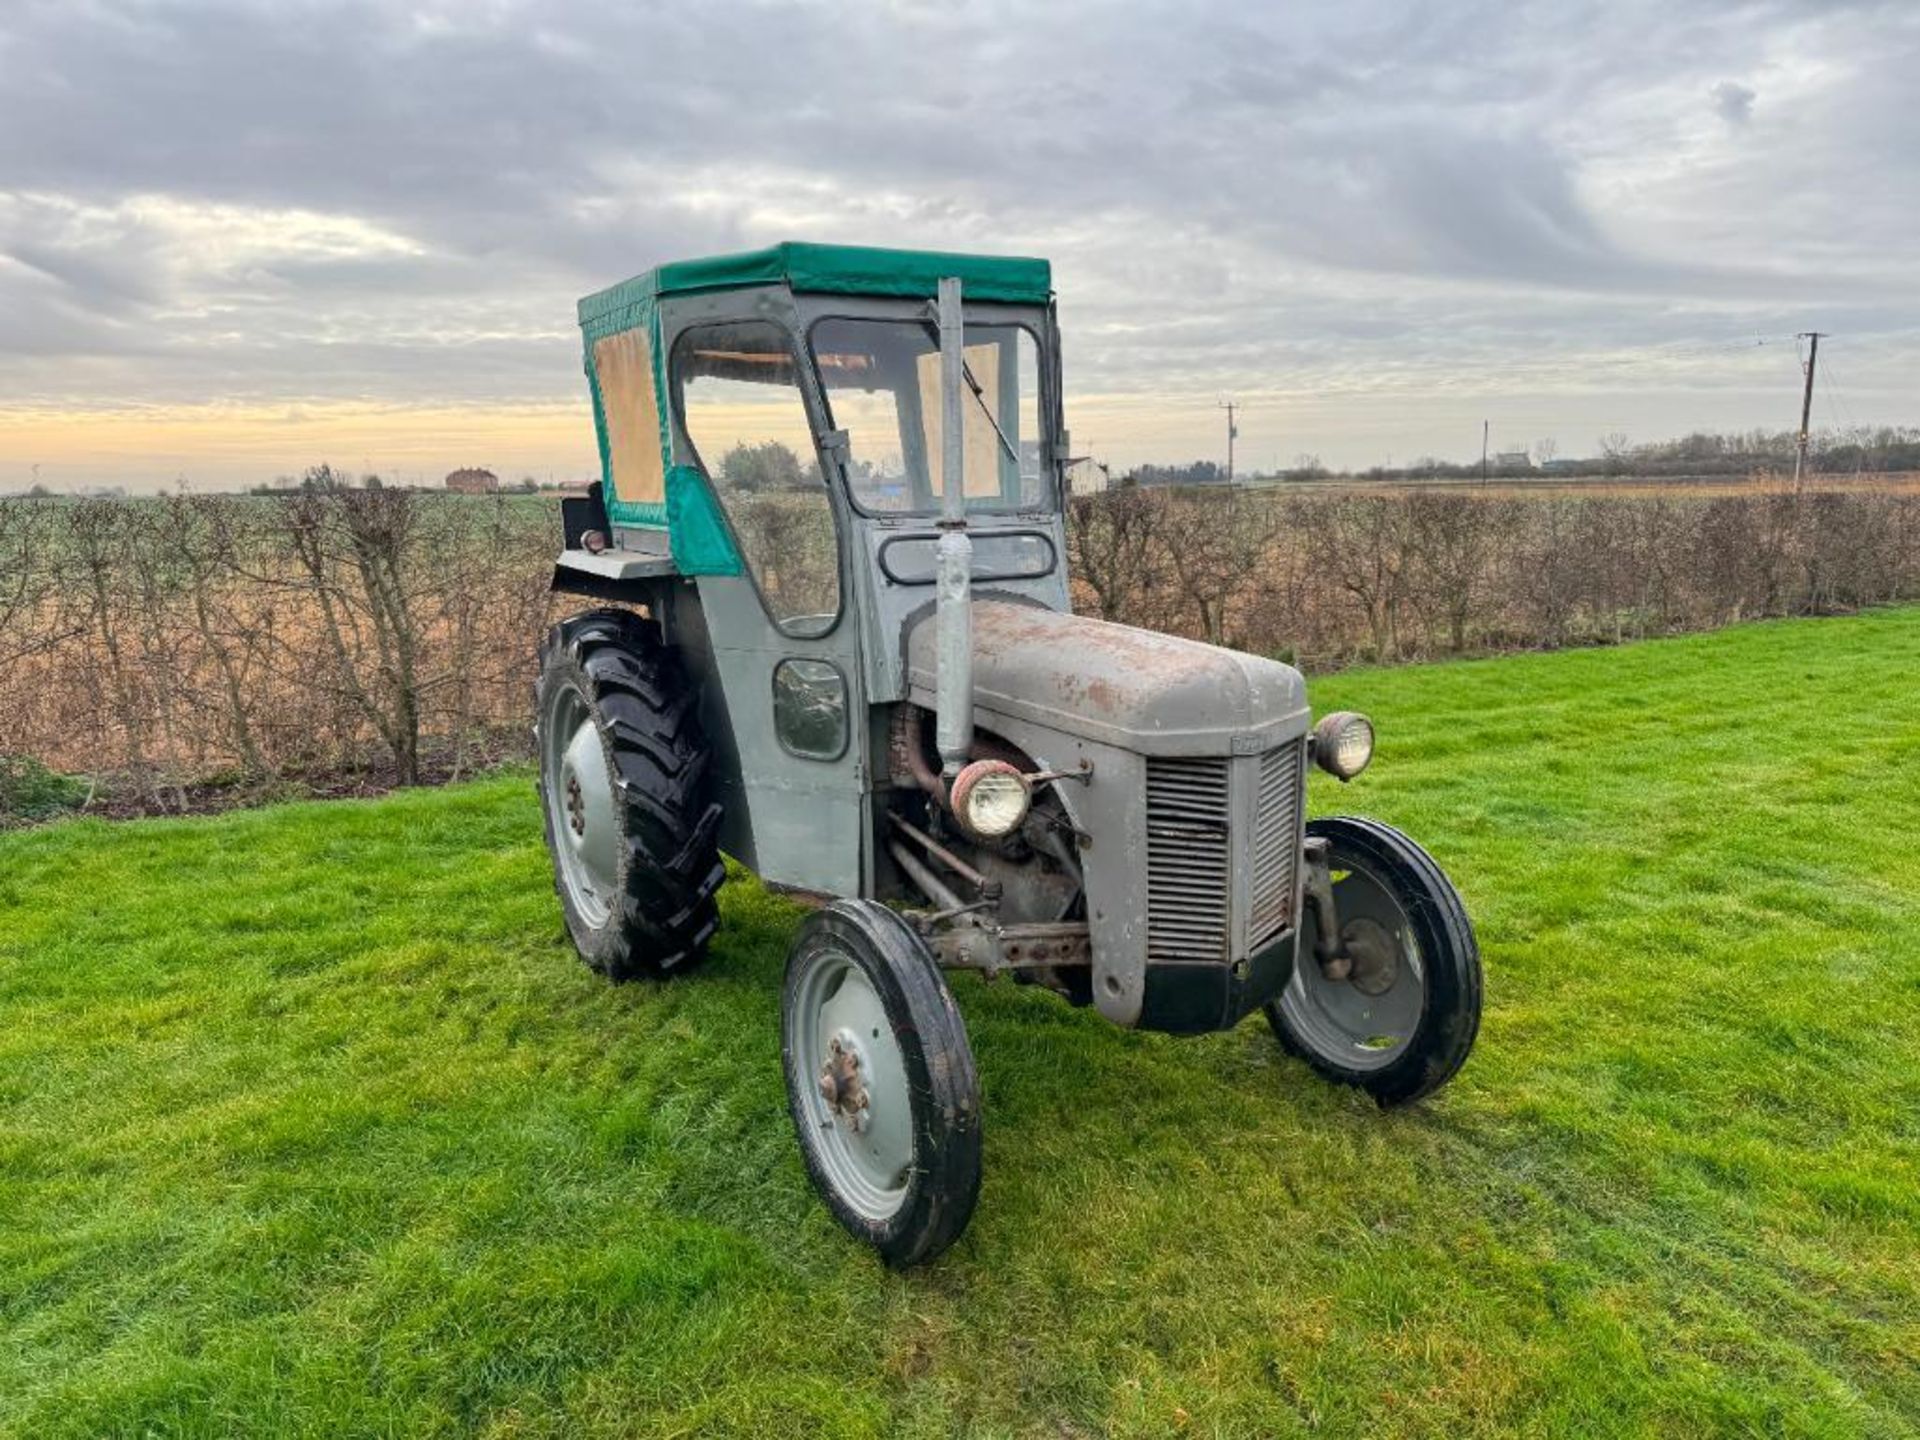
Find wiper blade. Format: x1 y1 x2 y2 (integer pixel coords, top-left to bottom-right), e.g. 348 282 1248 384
961 359 1020 468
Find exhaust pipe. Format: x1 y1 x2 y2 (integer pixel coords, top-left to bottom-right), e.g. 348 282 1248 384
935 275 973 775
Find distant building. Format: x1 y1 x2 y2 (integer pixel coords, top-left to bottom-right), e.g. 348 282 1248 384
1064 457 1110 496
1492 451 1533 470
445 467 500 494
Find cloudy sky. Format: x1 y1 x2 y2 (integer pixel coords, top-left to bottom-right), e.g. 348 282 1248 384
1 0 1914 490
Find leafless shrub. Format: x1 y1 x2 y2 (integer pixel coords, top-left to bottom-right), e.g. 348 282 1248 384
1067 485 1169 624
1402 494 1517 654
1156 489 1284 647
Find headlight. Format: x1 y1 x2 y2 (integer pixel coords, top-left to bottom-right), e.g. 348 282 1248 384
1311 711 1374 781
949 759 1032 839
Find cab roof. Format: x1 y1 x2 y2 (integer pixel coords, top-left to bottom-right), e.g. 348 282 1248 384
577 241 1052 328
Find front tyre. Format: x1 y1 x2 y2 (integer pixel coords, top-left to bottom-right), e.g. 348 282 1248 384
535 608 725 979
1265 816 1482 1107
782 901 982 1267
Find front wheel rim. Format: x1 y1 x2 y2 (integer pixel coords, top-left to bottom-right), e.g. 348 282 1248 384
789 942 914 1222
542 681 619 930
1279 854 1428 1072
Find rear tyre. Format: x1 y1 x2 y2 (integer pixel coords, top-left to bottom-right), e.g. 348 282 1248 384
1265 816 1481 1107
535 608 725 979
782 901 982 1268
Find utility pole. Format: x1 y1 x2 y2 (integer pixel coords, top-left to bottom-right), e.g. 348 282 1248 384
1219 399 1238 482
1481 420 1489 485
1793 332 1827 492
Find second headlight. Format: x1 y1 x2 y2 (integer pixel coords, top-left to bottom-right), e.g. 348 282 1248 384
1311 711 1375 781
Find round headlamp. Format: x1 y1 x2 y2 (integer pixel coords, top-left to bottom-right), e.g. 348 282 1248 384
1311 711 1375 781
949 759 1032 839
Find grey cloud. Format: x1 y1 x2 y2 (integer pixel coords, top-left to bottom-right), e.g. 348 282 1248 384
1712 81 1757 126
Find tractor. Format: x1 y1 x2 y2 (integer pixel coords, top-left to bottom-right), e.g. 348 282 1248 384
537 243 1482 1266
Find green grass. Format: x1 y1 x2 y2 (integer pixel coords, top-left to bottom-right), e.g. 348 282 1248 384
3 610 1918 1438
0 757 88 823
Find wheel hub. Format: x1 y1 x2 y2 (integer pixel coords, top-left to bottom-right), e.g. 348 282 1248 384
816 1030 872 1133
565 773 587 837
1342 917 1401 995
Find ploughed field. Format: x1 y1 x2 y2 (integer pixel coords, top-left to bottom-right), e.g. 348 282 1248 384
2 608 1916 1438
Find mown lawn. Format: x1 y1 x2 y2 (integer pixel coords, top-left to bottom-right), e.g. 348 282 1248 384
2 609 1917 1438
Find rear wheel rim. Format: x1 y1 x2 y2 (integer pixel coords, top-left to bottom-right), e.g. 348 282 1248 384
543 681 619 930
1279 855 1427 1072
789 941 913 1222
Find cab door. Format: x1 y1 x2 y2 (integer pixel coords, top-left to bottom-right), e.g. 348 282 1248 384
664 308 867 897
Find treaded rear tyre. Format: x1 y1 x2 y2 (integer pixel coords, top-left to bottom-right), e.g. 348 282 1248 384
535 608 725 979
1265 816 1481 1107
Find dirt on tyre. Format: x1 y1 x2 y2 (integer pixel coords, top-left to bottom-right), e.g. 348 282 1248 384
1265 816 1482 1107
535 607 725 979
781 900 982 1268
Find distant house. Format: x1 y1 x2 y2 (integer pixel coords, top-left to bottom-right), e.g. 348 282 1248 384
445 467 500 494
1064 457 1110 496
1492 451 1533 470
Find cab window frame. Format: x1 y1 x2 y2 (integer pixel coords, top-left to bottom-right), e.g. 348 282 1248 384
805 313 1059 522
668 318 848 640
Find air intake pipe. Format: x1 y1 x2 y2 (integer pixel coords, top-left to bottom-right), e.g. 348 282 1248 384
935 275 974 775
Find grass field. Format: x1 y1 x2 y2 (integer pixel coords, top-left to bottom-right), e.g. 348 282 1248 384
3 610 1917 1438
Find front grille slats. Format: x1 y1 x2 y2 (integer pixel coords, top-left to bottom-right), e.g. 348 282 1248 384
1144 741 1304 967
1248 739 1304 949
1145 756 1231 963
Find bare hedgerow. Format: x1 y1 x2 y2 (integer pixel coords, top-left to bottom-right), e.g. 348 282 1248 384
1308 495 1414 662
1402 493 1519 655
6 476 1920 808
0 498 61 761
1156 488 1283 648
1067 485 1169 625
56 497 162 803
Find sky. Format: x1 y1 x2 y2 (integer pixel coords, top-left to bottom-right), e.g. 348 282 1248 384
1 0 1915 491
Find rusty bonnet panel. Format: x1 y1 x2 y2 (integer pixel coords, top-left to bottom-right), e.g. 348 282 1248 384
906 601 1307 758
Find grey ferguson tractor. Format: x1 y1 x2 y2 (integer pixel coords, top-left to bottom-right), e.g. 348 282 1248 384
537 243 1482 1266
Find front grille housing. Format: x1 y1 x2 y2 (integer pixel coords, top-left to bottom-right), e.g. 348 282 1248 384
1143 738 1306 968
1144 756 1232 963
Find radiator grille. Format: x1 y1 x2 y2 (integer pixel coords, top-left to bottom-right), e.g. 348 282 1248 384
1248 739 1306 950
1145 756 1231 963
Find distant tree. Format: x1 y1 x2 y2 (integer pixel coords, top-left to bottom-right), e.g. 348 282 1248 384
1598 432 1632 476
1533 437 1559 465
25 483 51 500
720 440 810 493
363 474 385 491
518 476 539 493
1128 459 1225 487
301 464 348 494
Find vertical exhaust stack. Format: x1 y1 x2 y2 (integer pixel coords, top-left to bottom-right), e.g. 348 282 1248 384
935 276 974 776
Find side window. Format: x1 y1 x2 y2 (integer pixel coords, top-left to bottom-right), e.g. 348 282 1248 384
675 321 840 637
592 327 665 508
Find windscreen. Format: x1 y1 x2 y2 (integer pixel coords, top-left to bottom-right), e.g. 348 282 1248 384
809 318 1049 515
